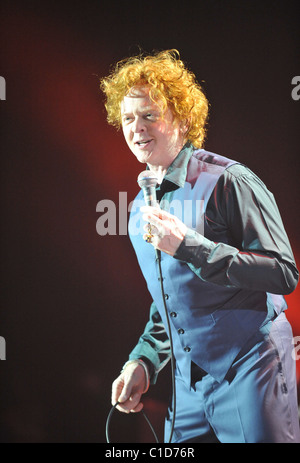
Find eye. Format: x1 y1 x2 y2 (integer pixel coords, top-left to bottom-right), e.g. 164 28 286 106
145 113 157 121
122 115 133 124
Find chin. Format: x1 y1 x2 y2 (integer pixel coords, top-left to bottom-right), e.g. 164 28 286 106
134 151 154 165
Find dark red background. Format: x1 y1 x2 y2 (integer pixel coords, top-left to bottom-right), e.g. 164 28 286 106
0 0 299 443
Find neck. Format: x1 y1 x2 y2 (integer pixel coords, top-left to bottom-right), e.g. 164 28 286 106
147 142 185 184
146 164 168 184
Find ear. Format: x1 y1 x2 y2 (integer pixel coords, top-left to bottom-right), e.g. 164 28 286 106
180 118 190 137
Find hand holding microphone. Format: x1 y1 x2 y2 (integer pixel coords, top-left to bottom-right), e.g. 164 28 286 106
137 170 187 256
137 170 160 246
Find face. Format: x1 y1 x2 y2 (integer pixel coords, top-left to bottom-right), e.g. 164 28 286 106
121 87 186 169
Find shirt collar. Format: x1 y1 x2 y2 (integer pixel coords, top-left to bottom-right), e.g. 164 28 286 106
162 143 194 188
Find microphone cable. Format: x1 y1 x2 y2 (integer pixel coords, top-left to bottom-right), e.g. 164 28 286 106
105 249 176 444
106 401 159 444
155 248 176 444
106 172 177 443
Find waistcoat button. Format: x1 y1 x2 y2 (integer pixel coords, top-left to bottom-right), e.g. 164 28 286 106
184 346 191 352
178 328 185 334
170 312 177 317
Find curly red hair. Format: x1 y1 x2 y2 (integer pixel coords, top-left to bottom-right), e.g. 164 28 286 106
100 49 209 148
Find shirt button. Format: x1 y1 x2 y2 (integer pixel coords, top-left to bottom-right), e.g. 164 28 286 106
178 328 185 334
184 346 191 352
170 312 177 318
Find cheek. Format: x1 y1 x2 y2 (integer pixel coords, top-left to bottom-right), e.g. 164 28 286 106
158 119 180 139
153 124 171 145
122 127 131 143
165 128 181 146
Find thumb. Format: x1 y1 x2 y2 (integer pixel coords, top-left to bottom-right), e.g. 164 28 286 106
118 381 132 403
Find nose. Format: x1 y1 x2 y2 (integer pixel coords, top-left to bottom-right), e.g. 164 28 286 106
132 116 145 133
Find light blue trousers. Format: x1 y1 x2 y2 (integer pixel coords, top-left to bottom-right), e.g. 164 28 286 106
164 313 300 443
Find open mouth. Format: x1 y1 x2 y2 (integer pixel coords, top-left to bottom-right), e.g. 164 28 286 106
135 139 153 148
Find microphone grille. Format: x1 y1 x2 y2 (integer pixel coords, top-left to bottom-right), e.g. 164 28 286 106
137 170 158 188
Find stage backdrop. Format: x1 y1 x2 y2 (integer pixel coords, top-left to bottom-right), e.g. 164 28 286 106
0 0 299 443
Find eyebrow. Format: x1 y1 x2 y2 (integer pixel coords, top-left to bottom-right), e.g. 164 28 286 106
121 106 160 115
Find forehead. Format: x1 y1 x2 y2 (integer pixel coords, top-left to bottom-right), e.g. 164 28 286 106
121 86 160 114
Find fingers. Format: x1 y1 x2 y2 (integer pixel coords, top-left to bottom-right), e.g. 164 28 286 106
112 387 143 414
111 365 146 414
141 206 168 228
143 223 162 242
141 206 187 255
116 392 144 414
142 208 172 241
141 206 182 234
117 379 134 404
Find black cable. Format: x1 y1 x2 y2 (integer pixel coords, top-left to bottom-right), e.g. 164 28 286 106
155 249 176 444
105 249 176 444
106 401 160 443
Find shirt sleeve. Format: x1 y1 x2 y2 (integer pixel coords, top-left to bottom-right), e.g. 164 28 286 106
174 165 299 294
128 301 171 384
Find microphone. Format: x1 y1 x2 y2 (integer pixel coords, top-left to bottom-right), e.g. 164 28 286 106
137 170 160 261
137 170 159 207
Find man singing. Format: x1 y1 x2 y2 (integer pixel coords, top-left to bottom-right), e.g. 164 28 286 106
100 49 300 443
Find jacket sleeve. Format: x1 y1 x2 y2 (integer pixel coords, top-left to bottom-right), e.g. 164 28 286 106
174 165 299 295
128 301 171 384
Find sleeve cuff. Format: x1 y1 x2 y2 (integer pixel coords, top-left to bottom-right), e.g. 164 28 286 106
174 228 214 267
129 348 158 384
